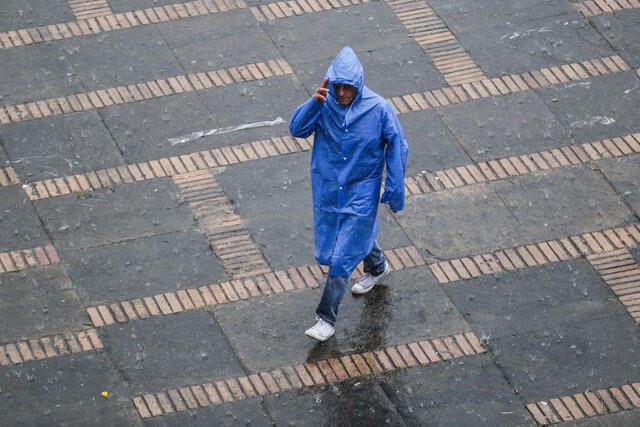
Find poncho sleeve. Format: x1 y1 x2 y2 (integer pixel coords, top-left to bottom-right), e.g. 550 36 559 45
289 97 324 138
379 102 409 212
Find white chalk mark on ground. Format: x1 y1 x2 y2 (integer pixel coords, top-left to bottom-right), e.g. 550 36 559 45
169 117 285 145
500 27 551 41
570 116 616 128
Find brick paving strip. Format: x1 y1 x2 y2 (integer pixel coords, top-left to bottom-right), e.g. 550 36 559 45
587 249 640 324
68 0 113 20
0 329 103 366
0 59 293 125
0 0 248 50
0 244 60 274
130 331 486 419
429 224 640 291
249 0 369 21
17 56 630 201
402 132 640 197
526 382 640 425
0 166 20 187
173 170 272 278
385 55 630 115
84 245 424 327
574 0 640 17
384 0 487 85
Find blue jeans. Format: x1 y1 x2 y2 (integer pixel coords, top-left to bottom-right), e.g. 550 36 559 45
316 242 386 326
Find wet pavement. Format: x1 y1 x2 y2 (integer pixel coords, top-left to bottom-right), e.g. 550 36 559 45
1 0 640 425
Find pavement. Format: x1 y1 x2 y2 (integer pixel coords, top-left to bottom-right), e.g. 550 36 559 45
0 0 640 425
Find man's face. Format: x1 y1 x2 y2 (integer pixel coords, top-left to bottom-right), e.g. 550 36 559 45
333 83 357 106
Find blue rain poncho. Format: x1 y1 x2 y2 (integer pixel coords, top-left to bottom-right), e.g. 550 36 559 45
289 46 409 277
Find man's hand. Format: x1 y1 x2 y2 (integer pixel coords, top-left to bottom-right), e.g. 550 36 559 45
313 78 329 103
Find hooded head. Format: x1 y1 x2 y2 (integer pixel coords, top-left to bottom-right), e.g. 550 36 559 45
326 46 364 106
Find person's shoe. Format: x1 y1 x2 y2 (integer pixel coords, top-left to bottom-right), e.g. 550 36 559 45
305 318 335 341
351 262 390 294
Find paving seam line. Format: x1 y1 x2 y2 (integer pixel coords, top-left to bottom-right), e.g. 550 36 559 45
574 0 640 17
0 59 294 125
0 244 60 274
384 0 487 85
526 382 640 425
586 249 640 324
172 170 272 278
130 330 486 419
0 328 103 366
68 0 114 20
15 56 631 201
0 0 248 50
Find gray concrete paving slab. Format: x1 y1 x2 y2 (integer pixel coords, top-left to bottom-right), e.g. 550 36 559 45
381 354 534 426
457 12 615 76
491 164 636 243
394 108 475 176
213 266 470 372
597 154 640 216
428 0 575 34
263 377 406 426
443 259 626 340
157 11 282 73
98 92 223 164
60 229 226 306
0 265 87 343
102 311 246 394
293 44 446 99
534 71 640 143
0 0 75 33
437 91 572 163
0 146 9 165
591 10 640 69
144 398 273 426
397 183 530 259
198 75 309 145
61 26 185 91
0 43 82 105
261 2 411 66
490 314 640 401
1 111 126 181
34 179 195 249
0 352 141 427
0 187 50 251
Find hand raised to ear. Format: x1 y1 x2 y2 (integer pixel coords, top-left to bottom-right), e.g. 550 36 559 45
313 78 329 103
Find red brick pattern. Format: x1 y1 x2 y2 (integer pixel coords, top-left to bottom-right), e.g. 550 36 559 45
84 246 425 327
526 382 640 425
387 55 630 115
587 249 640 324
385 0 487 85
0 59 292 125
250 0 369 21
0 166 20 187
23 135 313 201
429 224 640 284
173 170 272 278
403 133 640 196
0 328 103 366
68 0 113 20
131 331 485 419
0 0 247 50
574 0 640 16
0 245 60 274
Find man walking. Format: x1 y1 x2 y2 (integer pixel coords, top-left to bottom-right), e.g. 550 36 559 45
289 46 409 341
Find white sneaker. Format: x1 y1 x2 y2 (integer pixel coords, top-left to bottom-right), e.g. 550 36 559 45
305 318 335 342
351 262 390 294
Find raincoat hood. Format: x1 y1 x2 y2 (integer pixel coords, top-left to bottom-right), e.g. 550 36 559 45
326 46 364 102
